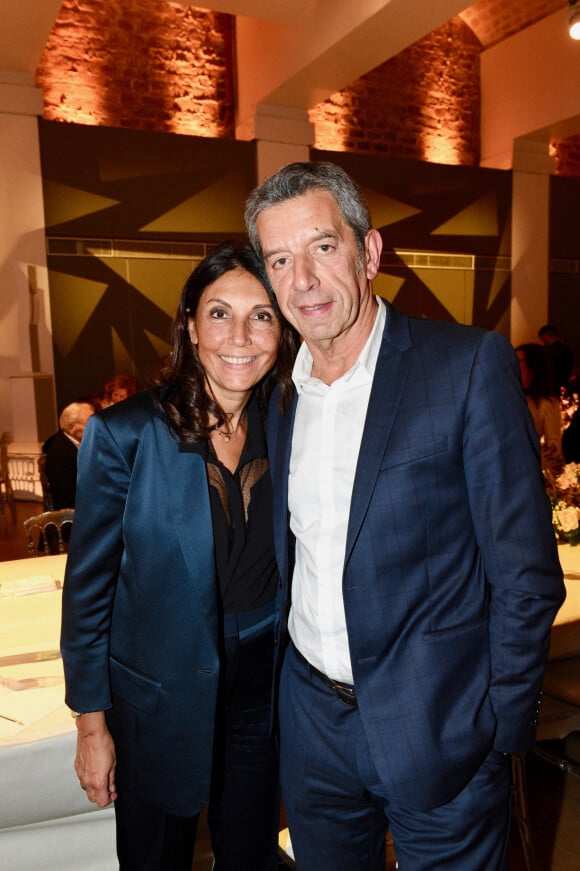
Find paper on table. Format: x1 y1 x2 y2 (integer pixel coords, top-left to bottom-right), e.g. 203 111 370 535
0 660 65 740
0 686 65 739
0 650 61 667
0 576 61 597
0 675 64 691
0 588 62 658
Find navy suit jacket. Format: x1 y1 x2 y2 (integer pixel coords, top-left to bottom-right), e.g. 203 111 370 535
44 430 79 508
268 302 565 811
61 391 220 816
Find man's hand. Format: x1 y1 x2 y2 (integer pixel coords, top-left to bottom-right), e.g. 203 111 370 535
74 711 117 807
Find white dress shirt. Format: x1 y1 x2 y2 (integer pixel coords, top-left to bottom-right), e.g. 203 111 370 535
64 431 81 449
288 298 386 683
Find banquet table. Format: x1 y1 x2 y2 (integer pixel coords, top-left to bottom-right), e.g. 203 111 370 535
1 546 580 870
0 554 116 870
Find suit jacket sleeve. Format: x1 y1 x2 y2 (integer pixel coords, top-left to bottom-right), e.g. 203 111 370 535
61 412 131 713
463 330 565 751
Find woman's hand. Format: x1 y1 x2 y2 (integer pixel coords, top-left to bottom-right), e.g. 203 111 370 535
74 711 118 807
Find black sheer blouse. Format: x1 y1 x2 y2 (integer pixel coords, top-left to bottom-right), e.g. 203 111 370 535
180 395 278 614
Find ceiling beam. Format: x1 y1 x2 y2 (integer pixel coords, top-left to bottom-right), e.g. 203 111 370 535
234 0 467 130
481 9 580 168
0 0 62 74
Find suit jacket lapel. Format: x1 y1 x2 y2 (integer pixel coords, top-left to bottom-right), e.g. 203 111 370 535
345 305 413 565
268 393 297 585
153 416 217 605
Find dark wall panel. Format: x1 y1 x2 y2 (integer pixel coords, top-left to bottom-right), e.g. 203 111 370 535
39 123 578 408
312 149 513 335
39 120 255 407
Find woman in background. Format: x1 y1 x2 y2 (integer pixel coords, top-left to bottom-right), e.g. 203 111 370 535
100 373 138 408
516 342 564 475
61 242 297 871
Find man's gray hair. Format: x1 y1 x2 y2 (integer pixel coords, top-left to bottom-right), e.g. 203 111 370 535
245 161 372 258
59 402 94 432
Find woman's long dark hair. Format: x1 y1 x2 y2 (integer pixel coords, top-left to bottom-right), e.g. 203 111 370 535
155 242 298 442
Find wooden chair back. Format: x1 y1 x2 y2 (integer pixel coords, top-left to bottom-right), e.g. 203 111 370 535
0 432 17 528
23 508 75 556
37 453 54 511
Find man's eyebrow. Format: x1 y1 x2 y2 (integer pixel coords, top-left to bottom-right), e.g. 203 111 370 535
311 230 339 243
262 246 283 260
263 230 339 260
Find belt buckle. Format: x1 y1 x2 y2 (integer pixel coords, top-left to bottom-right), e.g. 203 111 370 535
333 682 356 707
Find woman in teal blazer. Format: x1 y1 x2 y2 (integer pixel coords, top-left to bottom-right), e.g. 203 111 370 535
60 243 297 870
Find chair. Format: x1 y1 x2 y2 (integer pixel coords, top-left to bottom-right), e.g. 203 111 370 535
37 453 54 511
0 432 17 528
511 753 538 871
535 608 580 776
23 508 75 556
511 615 580 871
534 656 580 780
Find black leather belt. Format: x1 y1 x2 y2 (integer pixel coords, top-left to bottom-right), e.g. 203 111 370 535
295 646 357 707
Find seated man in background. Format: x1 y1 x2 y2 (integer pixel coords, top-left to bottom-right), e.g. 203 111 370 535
43 401 95 508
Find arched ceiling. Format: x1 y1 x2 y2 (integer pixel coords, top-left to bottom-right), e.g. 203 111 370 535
459 0 566 47
0 0 577 169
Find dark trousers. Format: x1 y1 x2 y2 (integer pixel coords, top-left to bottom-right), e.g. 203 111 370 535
115 613 279 871
279 642 511 871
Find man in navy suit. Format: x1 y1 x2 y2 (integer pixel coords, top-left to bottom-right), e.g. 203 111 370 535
245 162 565 870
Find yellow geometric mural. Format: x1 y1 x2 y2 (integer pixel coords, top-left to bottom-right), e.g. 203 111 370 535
396 260 475 325
111 326 135 378
140 171 249 234
360 185 421 229
43 180 120 227
92 256 195 317
431 190 498 237
373 272 405 304
487 221 511 311
49 272 108 358
144 329 172 362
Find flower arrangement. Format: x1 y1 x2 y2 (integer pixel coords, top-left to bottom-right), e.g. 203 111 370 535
545 463 580 546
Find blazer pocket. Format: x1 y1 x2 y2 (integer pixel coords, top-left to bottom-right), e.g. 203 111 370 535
380 435 448 471
423 613 488 641
110 655 161 714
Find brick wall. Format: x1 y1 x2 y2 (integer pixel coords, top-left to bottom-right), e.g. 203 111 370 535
552 137 580 176
310 18 482 166
35 0 235 137
34 2 580 175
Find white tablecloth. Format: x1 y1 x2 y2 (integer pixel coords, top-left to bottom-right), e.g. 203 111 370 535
0 554 116 870
1 545 579 869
